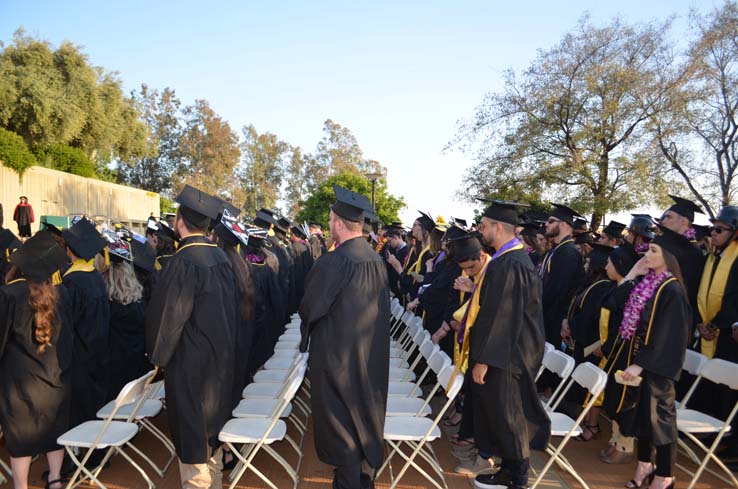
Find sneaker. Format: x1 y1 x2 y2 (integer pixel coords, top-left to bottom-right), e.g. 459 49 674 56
475 471 528 489
454 454 496 475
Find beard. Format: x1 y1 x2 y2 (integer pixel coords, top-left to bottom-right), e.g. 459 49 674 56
544 223 559 238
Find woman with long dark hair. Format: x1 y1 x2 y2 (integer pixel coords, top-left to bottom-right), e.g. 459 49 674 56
0 231 72 489
615 226 692 489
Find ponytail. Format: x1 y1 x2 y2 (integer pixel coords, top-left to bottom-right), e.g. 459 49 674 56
27 280 58 354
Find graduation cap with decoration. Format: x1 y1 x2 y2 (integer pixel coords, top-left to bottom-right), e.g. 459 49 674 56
62 216 107 260
291 223 309 240
101 228 133 263
175 185 223 229
146 219 159 236
662 195 704 222
214 208 252 248
129 234 157 273
10 231 68 282
477 198 530 225
0 229 22 258
331 185 372 223
601 221 627 240
548 203 583 226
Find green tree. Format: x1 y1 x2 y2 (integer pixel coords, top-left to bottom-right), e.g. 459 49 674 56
236 124 290 216
118 84 182 195
0 127 36 174
296 172 405 229
284 146 310 217
452 17 680 227
175 99 241 199
0 29 147 165
34 143 95 177
651 2 738 216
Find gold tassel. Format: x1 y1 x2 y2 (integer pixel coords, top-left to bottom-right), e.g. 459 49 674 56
51 270 62 285
4 249 8 259
154 259 162 271
104 247 110 266
174 241 179 249
237 243 241 255
268 224 275 237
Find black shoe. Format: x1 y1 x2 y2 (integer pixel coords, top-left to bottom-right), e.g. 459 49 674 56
42 457 76 483
360 472 375 489
222 449 238 471
475 471 528 489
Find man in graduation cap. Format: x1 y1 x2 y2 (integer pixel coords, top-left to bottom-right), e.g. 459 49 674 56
598 221 627 248
308 222 327 260
657 195 706 320
467 200 550 489
625 215 656 254
299 185 390 489
540 204 584 349
145 185 239 488
289 222 314 308
380 222 409 299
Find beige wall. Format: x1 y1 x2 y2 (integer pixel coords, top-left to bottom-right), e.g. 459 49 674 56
0 164 159 234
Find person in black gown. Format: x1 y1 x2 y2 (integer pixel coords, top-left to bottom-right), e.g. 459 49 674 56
60 218 111 432
289 223 314 306
616 226 692 489
380 226 409 298
145 185 239 488
0 231 71 489
468 200 550 489
0 228 22 279
299 186 390 489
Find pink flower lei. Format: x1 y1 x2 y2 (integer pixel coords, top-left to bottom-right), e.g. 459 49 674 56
683 227 696 240
618 269 673 340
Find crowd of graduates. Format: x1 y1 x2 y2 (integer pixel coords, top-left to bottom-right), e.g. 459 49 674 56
1 184 737 489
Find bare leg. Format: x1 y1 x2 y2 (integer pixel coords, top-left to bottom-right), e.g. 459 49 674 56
46 449 65 487
10 456 31 489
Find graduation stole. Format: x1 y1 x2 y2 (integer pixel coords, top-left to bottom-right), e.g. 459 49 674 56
402 244 416 268
175 236 215 254
539 237 575 278
409 245 431 275
63 258 95 277
698 240 738 358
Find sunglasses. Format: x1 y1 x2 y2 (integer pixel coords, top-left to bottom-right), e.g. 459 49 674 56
547 218 562 224
711 226 735 234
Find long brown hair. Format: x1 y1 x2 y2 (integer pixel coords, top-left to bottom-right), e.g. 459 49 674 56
662 248 687 293
27 280 58 354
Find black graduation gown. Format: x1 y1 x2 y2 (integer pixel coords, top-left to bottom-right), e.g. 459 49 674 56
541 237 584 345
107 299 151 400
469 249 551 460
615 280 691 445
380 243 409 299
0 280 73 457
145 235 238 463
63 266 111 427
400 247 434 301
299 236 390 469
418 255 460 335
568 280 614 363
308 234 326 260
268 235 292 325
290 240 313 306
675 243 705 326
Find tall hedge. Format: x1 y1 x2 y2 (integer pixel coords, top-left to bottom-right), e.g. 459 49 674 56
0 127 37 174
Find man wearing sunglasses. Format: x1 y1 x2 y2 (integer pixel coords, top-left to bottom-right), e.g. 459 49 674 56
695 205 738 468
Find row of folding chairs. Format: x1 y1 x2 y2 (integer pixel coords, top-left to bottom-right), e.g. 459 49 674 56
222 315 310 489
0 429 9 484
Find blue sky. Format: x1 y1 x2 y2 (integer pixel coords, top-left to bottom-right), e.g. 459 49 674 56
1 0 719 225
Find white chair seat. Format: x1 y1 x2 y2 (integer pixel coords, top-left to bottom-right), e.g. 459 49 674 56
58 421 138 449
254 370 291 383
275 341 299 351
271 350 298 359
389 368 416 382
264 358 294 370
388 382 421 397
384 417 441 441
386 398 432 417
285 323 300 329
150 383 165 400
549 412 583 437
232 399 293 418
389 358 409 369
677 409 729 434
390 348 403 358
96 399 163 420
242 382 282 399
219 418 287 444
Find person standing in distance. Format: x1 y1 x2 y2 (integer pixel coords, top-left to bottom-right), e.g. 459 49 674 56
299 186 390 489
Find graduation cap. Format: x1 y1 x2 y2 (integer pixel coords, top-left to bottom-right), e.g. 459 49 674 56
156 221 176 243
0 229 22 256
275 217 290 234
444 224 468 241
548 203 583 226
214 208 251 248
175 185 223 229
519 211 548 225
609 245 640 277
448 233 483 263
254 209 279 230
62 217 107 260
44 223 64 237
129 235 157 273
574 233 594 245
663 195 703 222
653 224 694 258
291 225 308 240
572 217 589 232
384 221 404 231
451 217 468 228
477 198 529 225
693 224 711 241
10 231 68 282
601 221 627 240
101 228 133 263
331 185 371 223
588 243 613 271
415 211 436 232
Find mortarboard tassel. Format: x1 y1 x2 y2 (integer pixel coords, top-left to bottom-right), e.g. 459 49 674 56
104 247 110 266
237 243 241 255
268 224 275 237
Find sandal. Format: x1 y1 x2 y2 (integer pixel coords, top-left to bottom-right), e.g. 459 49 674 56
222 449 237 471
576 423 600 442
45 479 65 489
625 463 655 488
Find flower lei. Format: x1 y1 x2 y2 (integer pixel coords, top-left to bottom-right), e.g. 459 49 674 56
635 242 650 253
618 270 673 340
246 253 265 264
683 227 696 240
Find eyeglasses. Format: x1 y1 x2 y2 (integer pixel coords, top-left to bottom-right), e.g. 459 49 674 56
547 218 562 224
711 226 735 234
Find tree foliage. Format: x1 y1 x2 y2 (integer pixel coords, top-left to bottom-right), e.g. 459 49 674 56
0 127 36 174
34 143 95 177
453 17 681 226
237 124 290 216
296 172 405 229
0 29 147 165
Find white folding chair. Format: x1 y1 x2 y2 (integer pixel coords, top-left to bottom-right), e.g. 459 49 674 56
0 429 10 484
675 350 708 409
274 339 300 351
59 370 157 489
378 364 464 489
676 358 738 489
222 365 306 489
388 339 449 399
389 334 435 382
531 362 607 489
95 379 175 477
386 350 447 417
536 349 575 411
